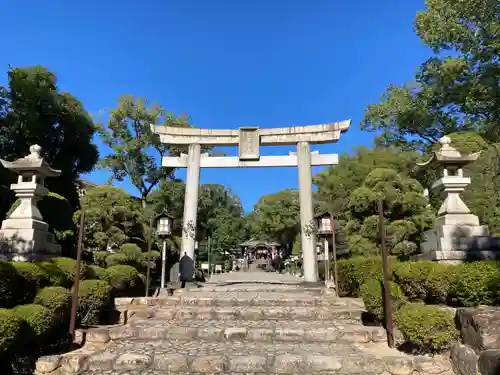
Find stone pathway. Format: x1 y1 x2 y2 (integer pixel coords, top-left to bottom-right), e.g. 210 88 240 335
35 271 453 375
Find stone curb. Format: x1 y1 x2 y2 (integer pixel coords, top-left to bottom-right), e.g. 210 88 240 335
115 296 364 308
35 351 453 375
108 324 390 344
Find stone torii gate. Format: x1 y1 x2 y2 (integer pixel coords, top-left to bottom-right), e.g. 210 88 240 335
153 120 351 282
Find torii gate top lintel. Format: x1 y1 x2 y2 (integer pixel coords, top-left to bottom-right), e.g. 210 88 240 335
152 119 351 146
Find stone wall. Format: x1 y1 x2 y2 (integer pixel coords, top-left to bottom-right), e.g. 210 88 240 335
451 306 500 375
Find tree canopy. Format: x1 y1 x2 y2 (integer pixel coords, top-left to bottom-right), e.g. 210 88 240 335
98 95 191 208
362 0 500 149
0 66 99 212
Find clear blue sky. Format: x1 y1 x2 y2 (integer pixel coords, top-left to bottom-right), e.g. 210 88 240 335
1 0 431 212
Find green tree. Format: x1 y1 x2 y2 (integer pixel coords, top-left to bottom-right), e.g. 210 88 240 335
75 186 144 251
362 0 500 148
0 66 99 213
247 189 300 248
98 95 191 209
314 146 420 222
346 168 435 257
197 184 244 242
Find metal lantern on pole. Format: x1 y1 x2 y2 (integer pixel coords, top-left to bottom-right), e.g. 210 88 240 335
157 214 173 289
315 212 338 291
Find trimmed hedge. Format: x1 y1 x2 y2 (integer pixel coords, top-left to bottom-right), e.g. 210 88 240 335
0 308 24 356
395 303 457 353
360 279 406 320
105 265 144 297
87 265 107 280
0 261 23 308
36 260 72 288
11 262 50 304
34 286 72 323
12 304 53 343
449 261 500 307
392 261 458 304
75 280 111 325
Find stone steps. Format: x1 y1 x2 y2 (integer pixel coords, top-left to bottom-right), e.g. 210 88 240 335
36 339 452 375
108 320 388 344
116 295 363 308
152 305 364 321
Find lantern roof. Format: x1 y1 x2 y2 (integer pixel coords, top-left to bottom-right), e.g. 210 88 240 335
0 145 61 177
417 136 480 168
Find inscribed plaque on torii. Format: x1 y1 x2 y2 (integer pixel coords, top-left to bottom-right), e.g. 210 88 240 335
239 127 260 161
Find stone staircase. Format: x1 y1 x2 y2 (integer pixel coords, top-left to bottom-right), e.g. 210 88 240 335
34 279 453 375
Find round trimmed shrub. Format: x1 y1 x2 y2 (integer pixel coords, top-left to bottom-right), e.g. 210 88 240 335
11 262 50 304
93 251 110 268
360 278 406 320
52 257 89 284
0 308 24 356
395 303 457 353
0 261 23 308
34 286 72 322
35 261 71 288
449 261 500 306
12 304 53 342
105 265 144 297
86 265 107 280
74 280 111 326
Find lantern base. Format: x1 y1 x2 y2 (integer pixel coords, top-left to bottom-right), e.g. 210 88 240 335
0 225 61 261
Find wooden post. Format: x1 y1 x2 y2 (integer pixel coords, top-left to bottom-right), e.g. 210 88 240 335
207 236 212 277
330 213 339 294
378 200 394 348
69 202 85 342
145 215 154 297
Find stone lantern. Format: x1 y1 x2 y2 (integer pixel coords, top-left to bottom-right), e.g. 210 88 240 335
414 136 490 262
0 145 62 261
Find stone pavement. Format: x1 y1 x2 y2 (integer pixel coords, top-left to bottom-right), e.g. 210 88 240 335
35 271 453 375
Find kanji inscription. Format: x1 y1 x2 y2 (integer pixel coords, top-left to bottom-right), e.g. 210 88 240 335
239 127 260 161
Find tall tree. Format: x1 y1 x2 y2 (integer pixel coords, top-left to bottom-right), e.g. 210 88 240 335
98 94 191 209
247 189 300 247
362 0 500 149
75 186 144 251
0 65 99 211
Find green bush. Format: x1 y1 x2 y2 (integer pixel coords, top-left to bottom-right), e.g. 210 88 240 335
12 304 53 342
35 260 71 288
360 278 406 320
105 265 144 297
34 287 72 322
336 256 391 297
392 261 458 304
449 261 500 306
87 265 107 280
75 280 111 326
93 251 110 268
0 261 23 308
52 257 89 284
0 308 24 356
105 253 128 267
395 303 457 353
9 262 49 304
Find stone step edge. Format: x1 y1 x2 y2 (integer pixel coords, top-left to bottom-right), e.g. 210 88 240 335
108 324 391 344
35 348 452 375
115 296 363 308
115 307 364 323
174 286 327 293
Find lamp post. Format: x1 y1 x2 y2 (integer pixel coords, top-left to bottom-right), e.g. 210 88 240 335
157 214 173 289
145 212 174 296
69 187 87 342
316 212 338 291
